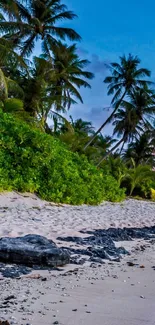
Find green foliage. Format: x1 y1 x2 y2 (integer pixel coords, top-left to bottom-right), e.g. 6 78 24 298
0 110 125 204
102 157 128 187
137 178 155 199
126 159 155 196
3 98 24 112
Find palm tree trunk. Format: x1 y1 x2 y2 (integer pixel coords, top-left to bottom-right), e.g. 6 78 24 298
84 90 127 150
96 137 125 167
129 183 135 196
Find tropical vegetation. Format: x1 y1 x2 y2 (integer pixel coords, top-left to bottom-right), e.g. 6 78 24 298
0 0 154 204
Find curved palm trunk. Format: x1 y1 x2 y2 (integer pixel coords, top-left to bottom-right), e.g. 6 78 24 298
96 137 125 167
84 90 127 150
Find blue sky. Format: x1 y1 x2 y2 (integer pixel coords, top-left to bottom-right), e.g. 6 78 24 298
55 0 155 135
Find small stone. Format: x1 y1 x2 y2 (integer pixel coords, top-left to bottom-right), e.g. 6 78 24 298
4 295 16 301
53 322 59 324
127 262 135 267
140 295 145 299
72 309 77 312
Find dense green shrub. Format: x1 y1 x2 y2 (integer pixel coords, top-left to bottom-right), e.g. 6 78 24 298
0 110 125 204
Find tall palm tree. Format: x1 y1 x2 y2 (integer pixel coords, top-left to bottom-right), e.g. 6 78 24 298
96 87 155 166
21 44 93 127
123 87 155 127
96 105 143 167
123 131 155 166
84 54 152 150
47 42 94 111
0 0 81 57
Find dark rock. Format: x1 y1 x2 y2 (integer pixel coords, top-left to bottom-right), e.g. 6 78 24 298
0 234 70 268
57 226 155 265
4 295 16 301
127 262 136 267
89 257 105 264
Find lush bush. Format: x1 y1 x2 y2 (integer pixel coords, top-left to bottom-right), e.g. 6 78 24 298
0 110 125 204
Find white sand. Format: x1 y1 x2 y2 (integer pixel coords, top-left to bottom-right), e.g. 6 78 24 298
0 192 155 325
0 192 155 241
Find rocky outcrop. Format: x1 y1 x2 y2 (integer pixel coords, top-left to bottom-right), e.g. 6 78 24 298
58 226 155 264
0 234 69 267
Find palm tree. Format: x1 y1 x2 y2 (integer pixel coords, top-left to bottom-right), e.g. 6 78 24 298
127 159 154 196
19 56 49 118
69 117 94 135
123 87 155 126
123 131 155 166
84 54 152 150
105 156 128 187
0 38 25 102
97 87 155 167
93 133 116 154
0 1 19 19
21 43 93 125
47 42 94 111
0 0 81 57
96 105 143 167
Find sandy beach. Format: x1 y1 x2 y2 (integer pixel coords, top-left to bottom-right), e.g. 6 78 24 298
0 192 155 325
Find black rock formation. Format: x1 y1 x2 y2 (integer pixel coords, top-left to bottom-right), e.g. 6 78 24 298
0 234 69 268
57 226 155 264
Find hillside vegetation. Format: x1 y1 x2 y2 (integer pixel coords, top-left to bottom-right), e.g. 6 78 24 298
0 110 125 204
